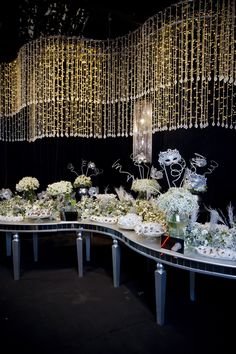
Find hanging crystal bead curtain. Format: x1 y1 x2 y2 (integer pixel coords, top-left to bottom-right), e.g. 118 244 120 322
0 0 235 142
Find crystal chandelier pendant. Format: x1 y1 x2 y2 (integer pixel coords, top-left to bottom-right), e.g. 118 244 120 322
133 100 152 163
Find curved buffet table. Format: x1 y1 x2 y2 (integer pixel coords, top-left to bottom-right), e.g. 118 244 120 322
0 219 236 326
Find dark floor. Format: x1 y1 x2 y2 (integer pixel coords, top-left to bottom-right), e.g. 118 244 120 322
0 233 235 354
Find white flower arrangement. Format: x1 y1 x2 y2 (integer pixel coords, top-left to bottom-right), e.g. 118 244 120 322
73 175 92 188
16 176 39 192
112 153 163 200
46 180 73 196
131 178 161 195
186 205 236 250
76 194 132 220
156 187 199 217
76 196 100 219
134 199 167 227
0 195 31 218
185 222 236 259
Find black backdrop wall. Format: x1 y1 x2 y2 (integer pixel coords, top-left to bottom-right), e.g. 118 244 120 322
0 126 235 213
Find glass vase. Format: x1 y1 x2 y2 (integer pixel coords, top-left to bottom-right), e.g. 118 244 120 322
167 213 189 239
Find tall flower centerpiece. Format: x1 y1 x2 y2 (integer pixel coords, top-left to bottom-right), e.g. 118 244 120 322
68 160 103 201
112 152 163 200
131 178 161 199
156 187 199 238
157 148 219 223
16 176 40 202
46 180 75 220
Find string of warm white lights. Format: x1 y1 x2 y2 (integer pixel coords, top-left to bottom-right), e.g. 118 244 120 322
0 0 235 142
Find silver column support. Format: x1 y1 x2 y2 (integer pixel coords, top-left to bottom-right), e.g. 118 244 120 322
33 233 38 262
112 239 120 288
76 230 83 277
85 232 91 261
12 233 20 280
189 271 196 301
155 262 166 326
6 232 12 256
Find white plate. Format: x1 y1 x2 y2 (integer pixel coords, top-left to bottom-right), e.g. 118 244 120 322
117 222 135 230
26 214 51 220
196 246 236 260
138 231 163 238
134 222 164 238
90 215 118 224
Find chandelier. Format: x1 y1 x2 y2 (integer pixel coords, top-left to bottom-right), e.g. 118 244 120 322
0 0 235 142
133 100 152 163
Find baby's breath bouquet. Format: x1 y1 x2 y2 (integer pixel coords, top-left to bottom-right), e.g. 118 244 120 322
156 187 199 218
156 187 199 238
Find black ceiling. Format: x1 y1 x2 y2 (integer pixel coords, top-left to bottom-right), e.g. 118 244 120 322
0 0 177 61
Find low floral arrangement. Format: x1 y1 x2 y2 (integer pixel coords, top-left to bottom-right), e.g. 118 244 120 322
26 195 57 218
73 175 92 188
46 180 73 197
76 193 133 220
182 205 236 259
76 196 100 219
185 222 235 248
16 176 39 192
184 222 236 259
134 199 167 228
131 178 161 196
0 195 31 218
156 187 199 217
93 194 119 217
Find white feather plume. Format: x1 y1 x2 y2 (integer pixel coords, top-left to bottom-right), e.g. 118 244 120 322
227 202 235 227
115 186 134 202
208 208 219 232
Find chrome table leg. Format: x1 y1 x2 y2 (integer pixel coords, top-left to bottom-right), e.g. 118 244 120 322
189 271 196 301
85 232 91 261
76 231 83 277
6 232 12 256
12 233 20 280
33 233 38 262
155 262 166 326
112 239 120 288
